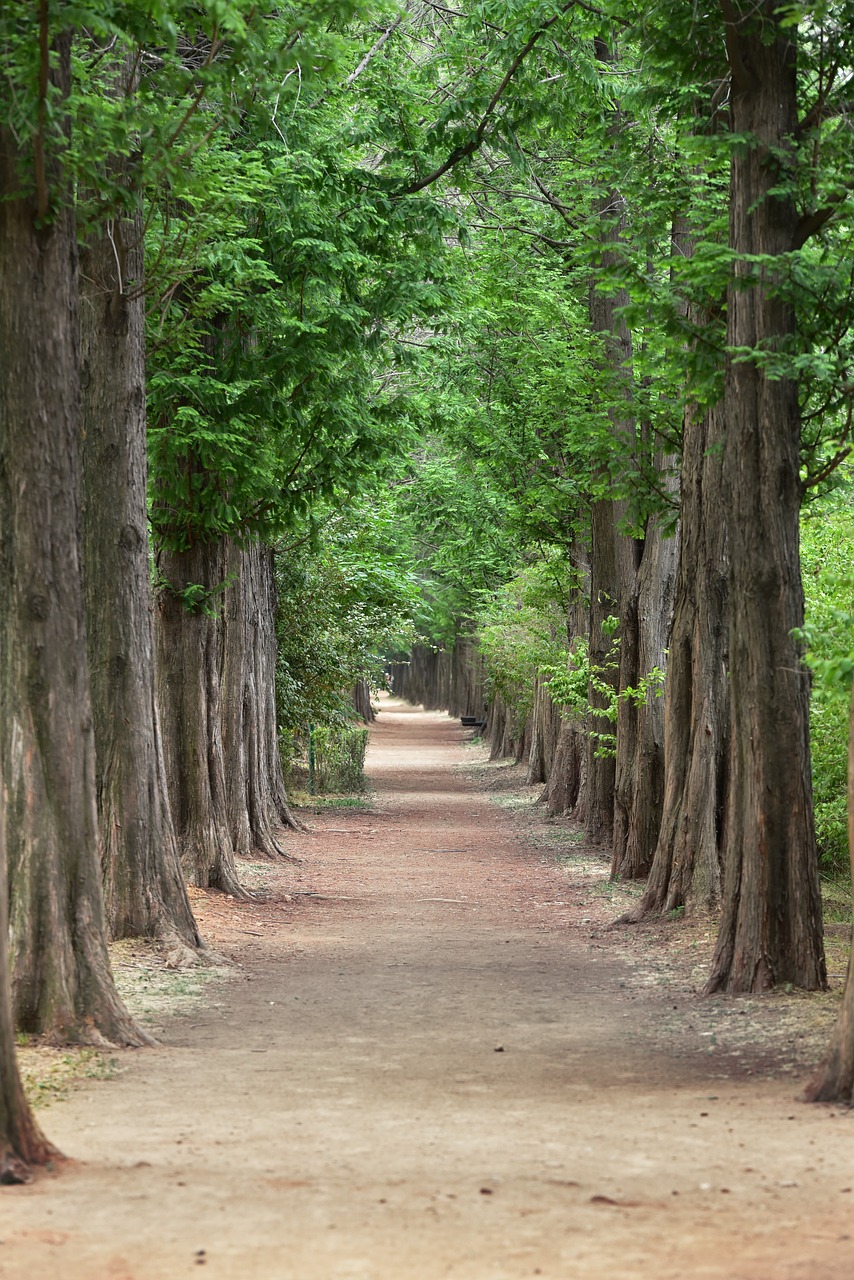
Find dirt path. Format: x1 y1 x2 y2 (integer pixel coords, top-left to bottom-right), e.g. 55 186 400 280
4 700 854 1280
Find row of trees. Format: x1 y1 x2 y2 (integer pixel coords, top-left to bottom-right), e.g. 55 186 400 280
3 0 854 1177
0 0 462 1179
382 0 854 1099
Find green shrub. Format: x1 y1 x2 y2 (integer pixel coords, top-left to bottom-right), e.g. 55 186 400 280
310 725 370 794
800 486 854 875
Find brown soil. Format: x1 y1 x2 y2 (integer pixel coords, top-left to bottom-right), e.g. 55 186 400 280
3 699 854 1280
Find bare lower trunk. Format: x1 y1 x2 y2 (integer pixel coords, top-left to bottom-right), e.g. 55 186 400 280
80 162 202 958
611 513 677 880
353 679 376 723
803 686 854 1102
488 694 517 761
155 538 245 897
0 80 148 1047
631 402 729 919
547 541 590 819
221 541 302 859
526 677 561 786
706 6 824 992
585 505 631 844
0 759 57 1182
447 636 485 719
545 716 586 816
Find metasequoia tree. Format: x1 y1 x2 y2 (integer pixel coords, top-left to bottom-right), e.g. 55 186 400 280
80 51 202 956
0 28 147 1044
706 0 825 993
632 397 729 917
628 202 730 918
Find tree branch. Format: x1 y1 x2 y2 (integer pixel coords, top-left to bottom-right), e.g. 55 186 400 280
346 6 409 88
718 0 756 93
793 188 853 248
400 2 575 196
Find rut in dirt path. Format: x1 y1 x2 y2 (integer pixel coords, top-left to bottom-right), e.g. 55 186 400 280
4 699 854 1280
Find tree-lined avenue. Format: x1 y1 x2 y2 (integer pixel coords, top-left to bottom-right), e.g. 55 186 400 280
3 701 853 1279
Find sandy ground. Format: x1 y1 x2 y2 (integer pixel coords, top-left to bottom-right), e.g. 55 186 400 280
2 699 854 1280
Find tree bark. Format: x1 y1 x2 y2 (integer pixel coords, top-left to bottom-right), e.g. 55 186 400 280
803 684 854 1102
706 4 825 992
527 676 561 786
611 507 678 880
80 120 202 959
631 401 729 918
221 541 302 859
155 538 245 896
0 46 149 1046
545 716 586 816
353 679 376 723
547 539 590 819
586 321 634 846
0 755 57 1183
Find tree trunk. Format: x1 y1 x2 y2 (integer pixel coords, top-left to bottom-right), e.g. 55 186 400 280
80 131 202 959
611 508 678 879
546 540 590 819
585 54 636 841
353 679 376 723
585 374 634 846
0 50 149 1046
155 538 245 896
706 5 825 993
631 401 729 918
545 716 586 816
221 541 302 860
0 755 57 1183
527 676 555 786
803 684 854 1102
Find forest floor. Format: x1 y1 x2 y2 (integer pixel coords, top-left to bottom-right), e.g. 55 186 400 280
4 697 854 1280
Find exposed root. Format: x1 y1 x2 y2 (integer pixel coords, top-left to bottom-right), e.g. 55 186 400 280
1 1150 33 1185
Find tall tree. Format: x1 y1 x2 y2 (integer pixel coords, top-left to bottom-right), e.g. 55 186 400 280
0 25 147 1044
80 50 203 957
706 0 825 993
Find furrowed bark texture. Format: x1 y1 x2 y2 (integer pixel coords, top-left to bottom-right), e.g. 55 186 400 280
222 541 301 858
803 686 854 1102
0 53 148 1046
353 679 376 723
633 402 729 918
155 538 245 896
526 676 561 786
80 157 202 956
0 757 57 1182
611 510 678 880
707 4 825 993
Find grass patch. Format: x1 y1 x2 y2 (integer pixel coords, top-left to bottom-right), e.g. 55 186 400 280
17 1045 122 1110
290 790 374 814
110 938 229 1033
821 875 852 925
18 940 229 1109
